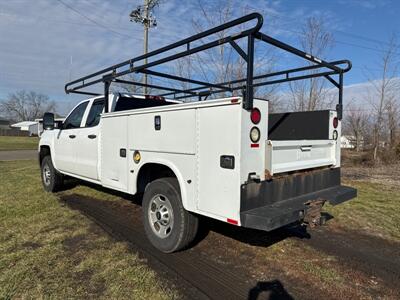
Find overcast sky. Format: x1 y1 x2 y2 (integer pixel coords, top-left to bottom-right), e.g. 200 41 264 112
0 0 399 114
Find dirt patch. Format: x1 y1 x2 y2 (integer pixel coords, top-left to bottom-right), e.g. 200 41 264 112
72 269 107 297
21 241 41 250
62 234 87 251
59 191 400 299
302 226 400 284
287 225 400 298
61 193 290 299
342 163 400 186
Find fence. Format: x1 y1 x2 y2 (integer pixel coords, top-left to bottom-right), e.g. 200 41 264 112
0 129 30 136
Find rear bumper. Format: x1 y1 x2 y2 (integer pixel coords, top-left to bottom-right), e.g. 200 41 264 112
240 168 357 231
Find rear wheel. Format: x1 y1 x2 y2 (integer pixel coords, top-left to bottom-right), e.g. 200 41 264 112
142 178 198 253
41 156 63 192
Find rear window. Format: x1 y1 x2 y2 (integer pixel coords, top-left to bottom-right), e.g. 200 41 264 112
114 96 176 112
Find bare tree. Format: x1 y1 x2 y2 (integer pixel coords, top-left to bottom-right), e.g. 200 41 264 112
0 90 56 122
344 103 370 151
117 1 278 102
188 1 278 100
289 16 334 111
366 34 399 160
112 73 153 95
386 90 399 149
191 0 236 87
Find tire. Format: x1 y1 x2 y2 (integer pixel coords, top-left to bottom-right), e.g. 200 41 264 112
142 177 198 253
41 156 64 192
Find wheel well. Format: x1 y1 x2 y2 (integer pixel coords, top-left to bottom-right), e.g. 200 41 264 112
137 163 177 194
39 146 51 165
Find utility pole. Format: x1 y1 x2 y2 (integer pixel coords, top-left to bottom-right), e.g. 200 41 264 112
130 0 159 95
143 0 149 92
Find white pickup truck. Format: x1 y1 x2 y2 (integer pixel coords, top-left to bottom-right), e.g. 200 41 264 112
39 13 356 253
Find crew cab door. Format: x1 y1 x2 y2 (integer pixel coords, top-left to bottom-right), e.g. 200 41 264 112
75 98 104 180
54 101 89 174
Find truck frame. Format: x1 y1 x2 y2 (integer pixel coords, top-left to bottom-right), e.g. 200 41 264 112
39 13 356 253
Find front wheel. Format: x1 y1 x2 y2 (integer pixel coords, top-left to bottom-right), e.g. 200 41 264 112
41 156 64 192
142 178 198 253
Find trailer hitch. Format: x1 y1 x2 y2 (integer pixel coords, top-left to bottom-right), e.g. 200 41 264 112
302 199 326 228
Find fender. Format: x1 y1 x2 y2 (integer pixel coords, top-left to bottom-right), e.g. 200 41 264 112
38 130 58 171
134 158 193 212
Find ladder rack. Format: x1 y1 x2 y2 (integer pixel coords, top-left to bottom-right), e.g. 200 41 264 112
64 12 351 118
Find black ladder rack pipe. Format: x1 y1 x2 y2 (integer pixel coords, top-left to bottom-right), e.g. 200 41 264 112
159 60 351 98
113 79 198 96
64 12 351 116
65 12 262 90
65 13 263 112
67 27 258 105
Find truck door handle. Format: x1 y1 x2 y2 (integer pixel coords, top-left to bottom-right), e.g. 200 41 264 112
300 145 312 152
69 134 76 139
88 134 97 139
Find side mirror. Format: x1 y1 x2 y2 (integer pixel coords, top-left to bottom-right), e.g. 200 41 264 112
43 112 55 130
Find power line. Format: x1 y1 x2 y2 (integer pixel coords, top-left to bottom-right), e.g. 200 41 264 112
55 0 132 39
271 25 400 57
244 5 400 58
39 19 143 41
32 1 400 58
255 6 395 48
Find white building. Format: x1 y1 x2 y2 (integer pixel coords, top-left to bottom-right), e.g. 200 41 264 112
11 121 39 136
341 135 355 149
341 135 365 150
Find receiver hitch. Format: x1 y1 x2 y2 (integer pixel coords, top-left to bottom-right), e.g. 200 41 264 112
303 199 326 227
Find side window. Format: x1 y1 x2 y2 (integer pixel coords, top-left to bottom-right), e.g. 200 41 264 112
63 101 89 129
85 99 104 127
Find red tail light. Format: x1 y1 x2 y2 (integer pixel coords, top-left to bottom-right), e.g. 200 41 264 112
333 117 338 129
250 108 261 124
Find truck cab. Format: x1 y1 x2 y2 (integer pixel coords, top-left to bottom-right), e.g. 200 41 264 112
39 94 180 182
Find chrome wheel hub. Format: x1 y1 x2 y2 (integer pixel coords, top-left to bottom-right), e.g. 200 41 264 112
43 164 51 186
148 194 174 239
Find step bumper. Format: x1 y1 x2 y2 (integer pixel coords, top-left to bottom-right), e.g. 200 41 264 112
240 168 357 231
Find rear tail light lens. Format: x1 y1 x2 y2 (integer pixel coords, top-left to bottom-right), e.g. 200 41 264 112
250 108 261 124
333 117 338 129
250 127 260 143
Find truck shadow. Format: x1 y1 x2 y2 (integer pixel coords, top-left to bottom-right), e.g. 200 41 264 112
194 216 311 249
60 178 143 203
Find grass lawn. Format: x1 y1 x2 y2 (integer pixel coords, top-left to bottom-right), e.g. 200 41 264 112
0 160 178 299
326 180 400 241
1 159 398 299
0 136 39 151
